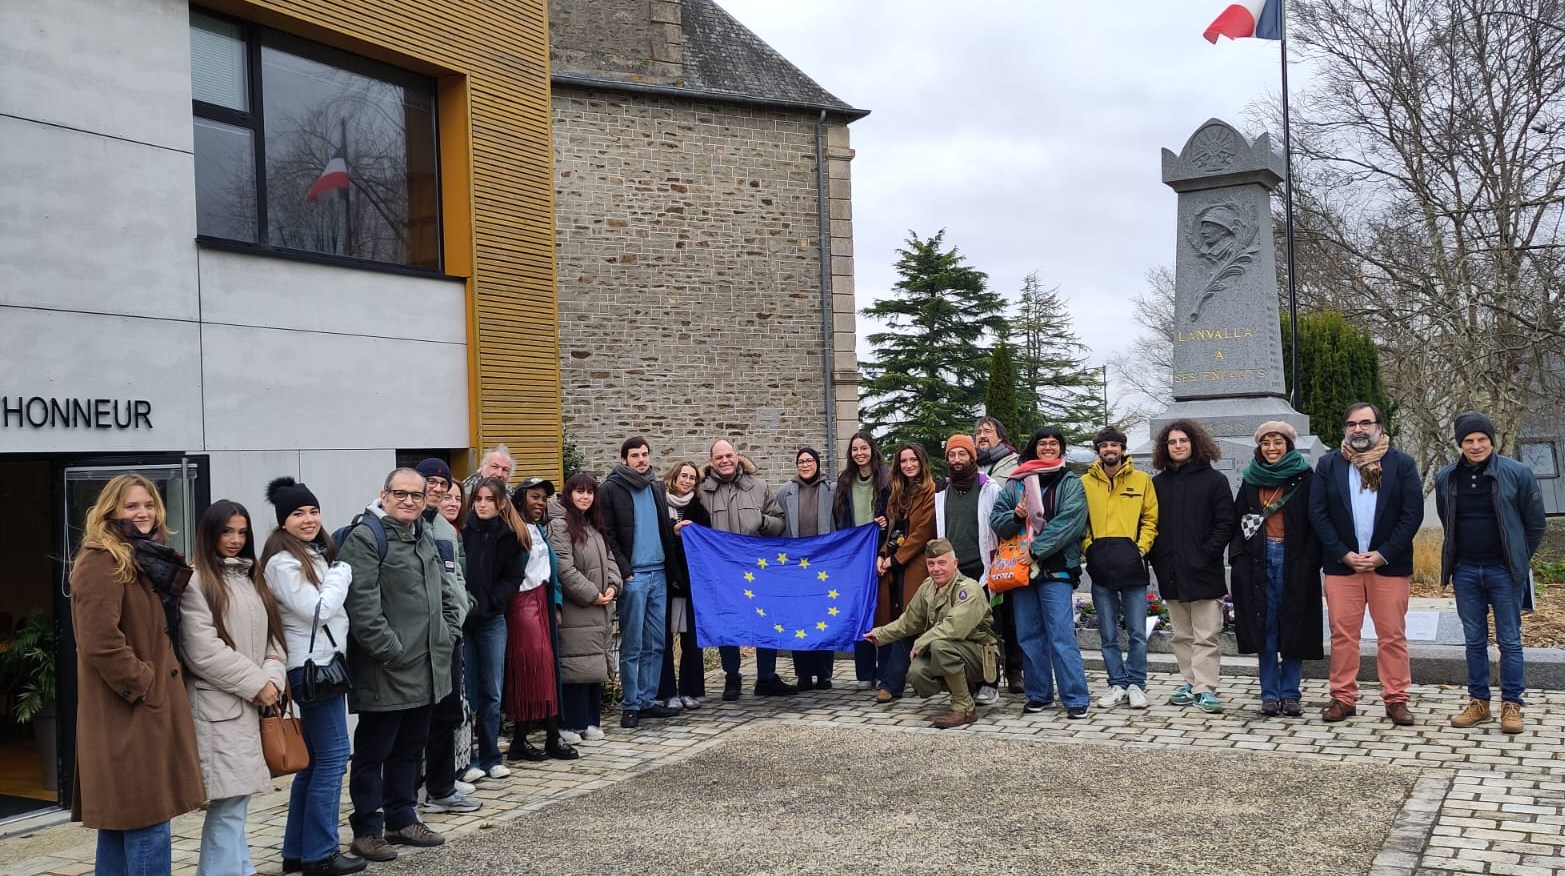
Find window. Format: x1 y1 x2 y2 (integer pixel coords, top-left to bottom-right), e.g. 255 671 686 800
1521 441 1559 479
190 10 441 270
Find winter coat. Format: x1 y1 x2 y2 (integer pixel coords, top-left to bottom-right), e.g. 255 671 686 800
933 475 1000 588
425 509 469 624
877 486 936 625
1149 460 1235 601
547 501 621 685
665 493 711 598
1435 452 1547 590
265 545 351 671
461 514 526 624
991 468 1089 578
698 457 785 537
832 467 888 531
1081 458 1158 591
180 557 288 800
1309 447 1424 577
341 504 463 712
777 476 837 537
69 547 205 829
599 467 682 588
1229 471 1324 658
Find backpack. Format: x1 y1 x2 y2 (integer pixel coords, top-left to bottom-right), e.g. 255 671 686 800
332 513 388 562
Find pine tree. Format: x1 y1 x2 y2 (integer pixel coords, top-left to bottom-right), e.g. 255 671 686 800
1281 310 1391 449
984 342 1024 445
1012 272 1104 444
860 231 1008 460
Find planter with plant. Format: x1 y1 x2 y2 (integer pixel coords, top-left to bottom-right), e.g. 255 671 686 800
2 609 59 791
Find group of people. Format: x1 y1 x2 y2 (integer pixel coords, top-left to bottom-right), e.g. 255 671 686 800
69 403 1545 876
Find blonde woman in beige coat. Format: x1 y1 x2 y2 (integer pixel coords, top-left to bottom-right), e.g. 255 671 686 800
181 500 288 876
547 474 621 741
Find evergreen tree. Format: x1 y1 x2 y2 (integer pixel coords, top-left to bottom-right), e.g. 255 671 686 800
984 342 1024 445
860 231 1008 460
1281 310 1391 449
1012 271 1104 444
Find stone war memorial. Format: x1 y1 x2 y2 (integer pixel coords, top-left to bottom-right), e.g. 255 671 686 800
1147 118 1320 483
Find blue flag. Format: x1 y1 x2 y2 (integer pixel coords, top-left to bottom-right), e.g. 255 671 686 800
684 522 879 651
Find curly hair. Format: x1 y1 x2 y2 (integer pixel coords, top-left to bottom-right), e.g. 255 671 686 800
885 443 934 521
1152 419 1221 470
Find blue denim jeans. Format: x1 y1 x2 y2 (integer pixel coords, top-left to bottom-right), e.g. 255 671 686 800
96 821 171 876
876 640 912 696
1092 584 1148 690
463 614 507 769
197 795 252 876
720 646 779 680
1452 563 1525 703
620 567 668 711
283 671 350 864
1011 579 1089 708
1258 539 1304 702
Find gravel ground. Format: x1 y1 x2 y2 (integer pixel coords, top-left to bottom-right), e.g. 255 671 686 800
383 722 1420 876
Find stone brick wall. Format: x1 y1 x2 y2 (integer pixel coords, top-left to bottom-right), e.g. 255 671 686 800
554 85 859 480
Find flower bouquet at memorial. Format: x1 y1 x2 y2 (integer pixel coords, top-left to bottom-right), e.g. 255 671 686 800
1146 590 1170 633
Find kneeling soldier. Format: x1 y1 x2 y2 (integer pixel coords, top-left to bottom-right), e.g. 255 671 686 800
864 539 999 729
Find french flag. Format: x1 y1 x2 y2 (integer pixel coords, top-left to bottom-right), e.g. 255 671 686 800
305 148 350 202
1204 0 1283 43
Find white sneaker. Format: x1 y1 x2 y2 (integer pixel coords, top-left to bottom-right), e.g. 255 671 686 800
583 725 605 741
665 697 684 710
856 680 874 690
1097 685 1127 708
453 779 476 795
459 766 484 784
974 685 999 706
557 729 583 745
680 695 702 710
1127 686 1149 709
486 763 511 779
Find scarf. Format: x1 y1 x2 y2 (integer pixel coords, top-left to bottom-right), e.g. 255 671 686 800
1340 433 1390 492
1009 458 1066 533
665 488 693 520
947 460 979 492
976 443 1015 468
117 521 193 661
611 463 652 491
1241 448 1312 488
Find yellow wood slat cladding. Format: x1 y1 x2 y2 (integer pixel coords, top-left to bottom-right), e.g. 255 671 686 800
215 0 563 480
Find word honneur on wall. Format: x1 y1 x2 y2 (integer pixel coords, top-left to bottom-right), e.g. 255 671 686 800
1 396 153 430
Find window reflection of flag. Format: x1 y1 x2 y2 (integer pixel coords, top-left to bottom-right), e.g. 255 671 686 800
684 523 879 651
305 148 349 202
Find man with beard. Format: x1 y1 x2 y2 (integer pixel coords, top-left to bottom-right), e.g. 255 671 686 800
933 434 1001 704
974 416 1024 694
1081 428 1158 710
1310 402 1424 726
598 437 681 729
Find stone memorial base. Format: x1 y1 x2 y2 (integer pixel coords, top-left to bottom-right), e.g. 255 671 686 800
1141 396 1321 485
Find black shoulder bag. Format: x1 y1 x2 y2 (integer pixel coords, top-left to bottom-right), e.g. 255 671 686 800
296 600 352 703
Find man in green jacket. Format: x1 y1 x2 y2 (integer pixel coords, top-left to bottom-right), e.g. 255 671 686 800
342 467 465 860
865 540 999 729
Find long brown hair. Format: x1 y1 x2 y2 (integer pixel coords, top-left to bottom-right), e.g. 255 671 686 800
194 501 284 651
561 472 604 545
470 477 530 550
259 518 337 590
77 473 170 584
885 443 934 522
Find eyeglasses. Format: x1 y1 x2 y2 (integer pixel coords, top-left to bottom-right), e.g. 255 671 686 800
425 478 450 490
1344 418 1380 429
387 489 426 503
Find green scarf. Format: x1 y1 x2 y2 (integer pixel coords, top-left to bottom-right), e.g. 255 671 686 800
1241 448 1311 487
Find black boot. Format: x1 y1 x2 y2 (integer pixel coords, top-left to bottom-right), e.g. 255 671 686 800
506 730 547 762
303 851 367 876
544 718 580 760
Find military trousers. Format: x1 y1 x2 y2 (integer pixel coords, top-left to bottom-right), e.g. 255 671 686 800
907 638 984 712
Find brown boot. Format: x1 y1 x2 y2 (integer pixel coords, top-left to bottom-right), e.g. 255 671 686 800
1005 670 1025 694
1385 702 1415 726
1449 698 1491 728
1320 699 1356 722
930 708 976 729
1499 701 1523 735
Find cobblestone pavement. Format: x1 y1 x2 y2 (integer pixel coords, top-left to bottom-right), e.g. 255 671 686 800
3 662 1563 876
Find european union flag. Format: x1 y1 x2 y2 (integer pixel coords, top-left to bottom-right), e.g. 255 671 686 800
683 522 879 651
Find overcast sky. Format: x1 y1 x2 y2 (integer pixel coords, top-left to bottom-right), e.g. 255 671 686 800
718 1 1298 405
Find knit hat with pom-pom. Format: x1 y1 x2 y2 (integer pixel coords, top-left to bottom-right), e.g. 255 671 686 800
265 477 320 526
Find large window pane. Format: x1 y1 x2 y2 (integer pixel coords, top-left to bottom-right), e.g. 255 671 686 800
190 13 248 111
193 118 256 242
260 35 439 268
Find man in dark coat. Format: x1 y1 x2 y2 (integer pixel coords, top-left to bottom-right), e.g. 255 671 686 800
1309 402 1424 726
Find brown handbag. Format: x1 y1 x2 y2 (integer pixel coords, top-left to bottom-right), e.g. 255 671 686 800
259 692 310 777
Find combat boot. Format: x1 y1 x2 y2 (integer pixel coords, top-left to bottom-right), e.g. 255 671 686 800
1449 698 1491 728
930 708 976 729
1500 702 1523 734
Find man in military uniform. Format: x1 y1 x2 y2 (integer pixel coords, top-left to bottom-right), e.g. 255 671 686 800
864 539 999 729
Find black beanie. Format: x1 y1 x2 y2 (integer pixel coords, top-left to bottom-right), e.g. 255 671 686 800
265 477 321 526
1453 411 1496 446
415 457 454 484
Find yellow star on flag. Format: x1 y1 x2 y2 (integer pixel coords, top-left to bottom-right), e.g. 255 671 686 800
827 589 839 599
774 623 784 633
817 571 829 581
756 558 768 569
816 621 828 631
776 552 789 564
756 607 765 617
828 606 840 617
743 589 754 599
744 571 755 582
798 558 810 570
794 629 807 639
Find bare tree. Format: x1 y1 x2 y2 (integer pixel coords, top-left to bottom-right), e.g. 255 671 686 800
1287 0 1565 481
1107 265 1176 427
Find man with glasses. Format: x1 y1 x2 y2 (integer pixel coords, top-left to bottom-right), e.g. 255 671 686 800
1309 403 1424 726
342 468 466 860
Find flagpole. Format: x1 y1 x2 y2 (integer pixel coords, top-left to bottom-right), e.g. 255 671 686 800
340 117 352 258
1279 2 1301 411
